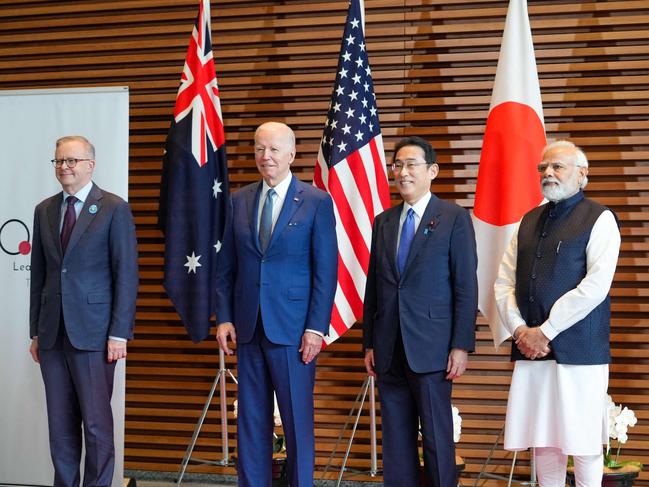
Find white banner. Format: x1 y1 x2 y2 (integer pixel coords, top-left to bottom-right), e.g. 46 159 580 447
0 87 129 487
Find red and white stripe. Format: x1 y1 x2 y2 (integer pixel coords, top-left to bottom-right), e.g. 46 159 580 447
314 135 390 344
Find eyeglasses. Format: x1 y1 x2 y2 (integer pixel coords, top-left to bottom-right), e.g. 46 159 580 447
537 162 573 173
391 161 431 173
51 158 92 168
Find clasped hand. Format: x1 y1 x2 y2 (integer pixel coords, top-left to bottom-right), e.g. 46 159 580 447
514 326 551 360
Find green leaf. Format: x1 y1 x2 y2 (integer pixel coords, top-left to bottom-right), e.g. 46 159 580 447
273 435 286 454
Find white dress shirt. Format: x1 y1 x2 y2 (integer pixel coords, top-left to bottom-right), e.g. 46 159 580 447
257 171 292 234
59 180 93 230
396 191 431 252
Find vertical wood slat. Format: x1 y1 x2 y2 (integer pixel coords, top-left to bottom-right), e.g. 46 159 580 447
1 0 647 483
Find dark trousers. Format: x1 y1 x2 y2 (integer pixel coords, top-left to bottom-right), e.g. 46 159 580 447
39 324 116 487
236 321 317 487
377 332 456 487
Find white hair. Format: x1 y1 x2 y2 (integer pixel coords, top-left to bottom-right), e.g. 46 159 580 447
56 135 95 159
255 122 295 150
543 139 588 189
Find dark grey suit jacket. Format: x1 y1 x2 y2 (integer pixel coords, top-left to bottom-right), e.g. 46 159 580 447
29 182 138 351
363 193 478 374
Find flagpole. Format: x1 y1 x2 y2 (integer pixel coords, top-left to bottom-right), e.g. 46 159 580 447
219 348 230 462
320 376 380 484
176 349 238 486
369 375 378 476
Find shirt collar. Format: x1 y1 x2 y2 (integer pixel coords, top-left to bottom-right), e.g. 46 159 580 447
402 191 431 218
63 181 93 204
262 171 292 201
548 189 584 213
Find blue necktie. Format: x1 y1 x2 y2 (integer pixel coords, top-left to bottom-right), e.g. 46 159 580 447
259 188 276 252
397 208 415 275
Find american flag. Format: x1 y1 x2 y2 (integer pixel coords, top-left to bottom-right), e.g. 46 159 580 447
158 0 229 343
314 0 390 345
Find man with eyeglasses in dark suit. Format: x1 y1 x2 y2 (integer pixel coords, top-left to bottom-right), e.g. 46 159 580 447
363 136 478 486
29 135 138 487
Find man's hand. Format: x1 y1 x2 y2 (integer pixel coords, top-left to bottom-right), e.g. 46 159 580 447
216 322 237 355
364 349 376 378
29 337 40 364
299 331 323 364
446 348 468 380
515 326 551 360
107 339 127 363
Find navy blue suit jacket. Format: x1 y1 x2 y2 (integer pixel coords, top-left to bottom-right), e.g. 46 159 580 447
29 183 139 351
215 176 338 345
363 194 478 374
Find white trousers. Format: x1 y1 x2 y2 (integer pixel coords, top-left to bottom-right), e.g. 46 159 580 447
535 447 603 487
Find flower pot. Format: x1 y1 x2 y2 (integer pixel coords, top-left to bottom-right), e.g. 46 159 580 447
231 454 289 486
566 466 640 487
271 455 289 487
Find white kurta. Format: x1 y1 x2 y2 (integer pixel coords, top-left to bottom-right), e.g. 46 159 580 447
494 209 620 455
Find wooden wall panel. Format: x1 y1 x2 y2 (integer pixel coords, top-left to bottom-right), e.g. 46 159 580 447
1 0 647 484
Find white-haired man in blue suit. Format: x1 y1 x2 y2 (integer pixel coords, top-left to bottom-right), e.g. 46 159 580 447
215 122 338 487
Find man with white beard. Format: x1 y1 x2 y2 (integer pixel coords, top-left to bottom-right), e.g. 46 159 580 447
494 140 621 486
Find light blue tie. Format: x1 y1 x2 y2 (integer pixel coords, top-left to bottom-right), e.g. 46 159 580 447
259 188 276 252
397 208 415 275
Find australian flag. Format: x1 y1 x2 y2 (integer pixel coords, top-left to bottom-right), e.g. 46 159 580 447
158 0 229 343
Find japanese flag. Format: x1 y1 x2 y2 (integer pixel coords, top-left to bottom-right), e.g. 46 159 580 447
472 0 546 347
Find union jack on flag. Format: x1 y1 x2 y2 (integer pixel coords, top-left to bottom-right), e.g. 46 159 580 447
159 0 229 343
314 0 390 345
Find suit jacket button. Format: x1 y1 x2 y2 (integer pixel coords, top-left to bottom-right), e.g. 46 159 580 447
62 268 67 273
529 296 535 303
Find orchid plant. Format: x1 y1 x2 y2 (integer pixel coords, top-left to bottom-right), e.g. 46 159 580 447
419 405 462 450
233 394 286 454
452 405 462 443
605 395 641 469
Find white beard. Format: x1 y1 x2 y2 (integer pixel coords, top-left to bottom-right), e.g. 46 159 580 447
542 177 578 202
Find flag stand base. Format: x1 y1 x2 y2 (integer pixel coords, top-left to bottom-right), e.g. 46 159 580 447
176 349 238 487
321 375 379 486
473 425 538 486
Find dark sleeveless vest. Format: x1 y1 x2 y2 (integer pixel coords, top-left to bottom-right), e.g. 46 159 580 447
512 191 613 365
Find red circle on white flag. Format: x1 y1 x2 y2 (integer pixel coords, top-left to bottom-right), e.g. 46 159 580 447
474 101 545 226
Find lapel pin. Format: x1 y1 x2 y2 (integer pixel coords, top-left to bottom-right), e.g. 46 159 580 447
89 204 98 214
293 197 299 202
423 219 439 235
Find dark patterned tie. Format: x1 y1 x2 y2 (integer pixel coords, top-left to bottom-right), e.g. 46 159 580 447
397 208 415 275
259 189 276 252
60 196 78 253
